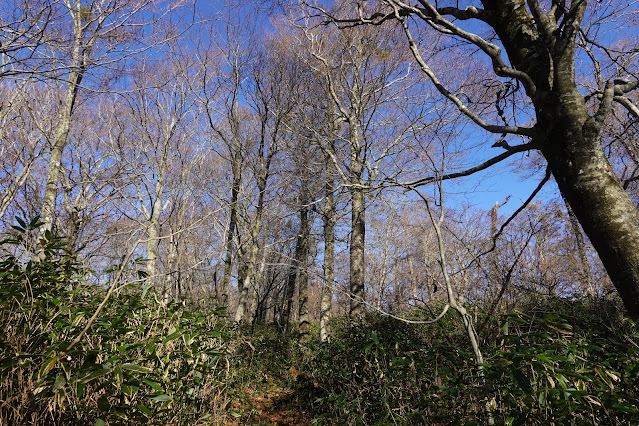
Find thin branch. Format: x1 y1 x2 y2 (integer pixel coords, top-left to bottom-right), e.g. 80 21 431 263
402 142 537 187
390 6 535 137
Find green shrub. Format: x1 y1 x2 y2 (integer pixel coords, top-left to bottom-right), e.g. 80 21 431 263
0 218 232 425
480 307 639 425
3 218 637 425
305 304 639 425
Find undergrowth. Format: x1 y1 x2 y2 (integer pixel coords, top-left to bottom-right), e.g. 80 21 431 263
0 218 234 425
302 302 639 425
1 219 638 425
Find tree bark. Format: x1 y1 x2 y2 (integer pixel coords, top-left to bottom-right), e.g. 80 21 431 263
145 175 165 290
545 129 639 310
283 227 301 332
40 70 82 235
220 168 240 307
562 195 596 297
40 0 92 236
349 117 366 317
282 194 312 334
218 64 244 309
320 145 336 342
297 200 312 342
234 194 262 322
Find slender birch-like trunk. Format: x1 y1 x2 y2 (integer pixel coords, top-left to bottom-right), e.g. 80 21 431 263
320 142 336 342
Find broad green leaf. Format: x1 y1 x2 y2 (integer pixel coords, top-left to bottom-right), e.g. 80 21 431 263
53 375 66 390
555 369 590 381
151 394 171 402
39 356 59 378
163 331 181 344
97 395 110 412
79 368 110 383
76 382 85 398
122 384 139 396
137 404 152 416
371 331 379 346
595 367 614 389
535 354 552 365
142 379 163 392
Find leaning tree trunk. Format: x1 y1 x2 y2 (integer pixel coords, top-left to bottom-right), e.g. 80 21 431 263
484 0 639 318
543 121 639 315
39 1 93 237
534 25 639 317
40 72 82 236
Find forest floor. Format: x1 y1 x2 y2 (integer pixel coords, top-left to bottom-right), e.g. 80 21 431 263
241 386 312 425
229 368 318 425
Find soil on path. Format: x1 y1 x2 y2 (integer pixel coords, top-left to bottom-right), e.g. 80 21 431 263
228 368 323 426
245 386 313 425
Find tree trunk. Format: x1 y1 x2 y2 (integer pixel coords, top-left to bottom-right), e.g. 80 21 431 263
250 255 268 324
320 148 336 342
407 256 418 305
562 195 596 297
297 201 312 342
544 127 639 314
220 173 240 307
349 118 366 317
350 185 366 316
220 70 244 307
282 198 311 333
146 178 164 290
282 236 300 332
40 1 90 236
486 0 639 317
40 76 81 235
235 210 261 322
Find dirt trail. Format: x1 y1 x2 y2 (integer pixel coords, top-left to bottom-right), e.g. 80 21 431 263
247 386 312 425
226 378 318 425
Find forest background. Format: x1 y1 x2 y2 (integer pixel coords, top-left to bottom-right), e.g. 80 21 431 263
1 0 639 424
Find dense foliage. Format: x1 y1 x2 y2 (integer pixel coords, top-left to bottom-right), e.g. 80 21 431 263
0 220 233 425
1 223 638 425
303 304 639 425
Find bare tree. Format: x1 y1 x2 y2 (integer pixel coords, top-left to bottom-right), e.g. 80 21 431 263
0 82 50 221
121 57 199 293
0 0 56 80
299 17 425 317
324 0 639 317
234 38 303 322
194 11 257 309
36 0 186 238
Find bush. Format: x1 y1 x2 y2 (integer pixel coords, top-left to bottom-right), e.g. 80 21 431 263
304 304 639 425
481 305 639 425
0 218 232 425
